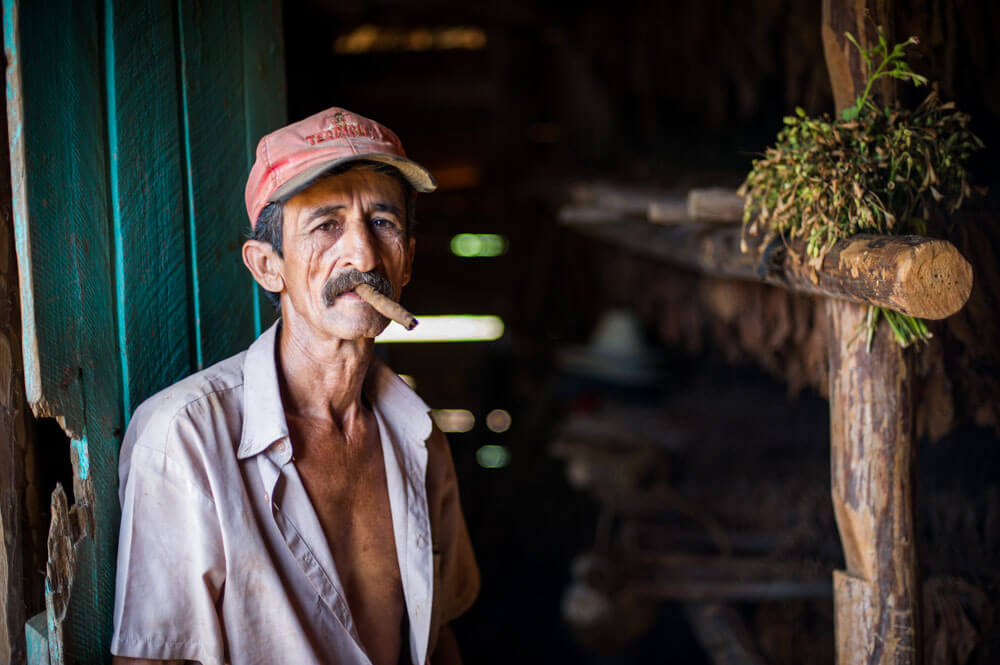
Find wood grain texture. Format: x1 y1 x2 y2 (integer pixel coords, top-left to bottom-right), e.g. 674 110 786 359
241 0 286 335
828 301 920 665
824 4 922 664
563 221 971 319
42 484 94 665
0 19 28 661
5 0 100 433
7 1 288 661
781 234 972 320
821 0 894 113
7 1 125 662
107 0 192 414
178 0 256 367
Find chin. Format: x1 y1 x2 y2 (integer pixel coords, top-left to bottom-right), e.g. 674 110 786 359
322 312 390 340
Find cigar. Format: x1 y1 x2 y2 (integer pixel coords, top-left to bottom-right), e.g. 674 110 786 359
354 284 419 330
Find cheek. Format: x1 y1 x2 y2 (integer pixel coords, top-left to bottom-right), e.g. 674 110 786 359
379 235 409 268
291 242 334 293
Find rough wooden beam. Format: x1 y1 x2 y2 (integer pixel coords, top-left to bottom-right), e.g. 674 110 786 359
562 220 972 320
821 0 895 113
650 187 745 224
822 2 922 665
563 184 745 224
828 302 920 665
776 234 972 320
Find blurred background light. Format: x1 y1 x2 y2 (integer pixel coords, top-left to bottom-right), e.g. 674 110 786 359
432 409 475 433
450 233 508 258
486 408 512 433
376 315 504 342
335 25 487 54
476 444 511 469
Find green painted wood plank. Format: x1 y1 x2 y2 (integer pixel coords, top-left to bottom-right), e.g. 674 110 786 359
9 1 287 661
24 612 48 665
5 0 102 434
5 1 124 662
106 0 193 413
241 0 286 335
178 0 256 366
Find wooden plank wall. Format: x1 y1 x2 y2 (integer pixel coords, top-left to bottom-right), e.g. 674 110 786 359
107 0 192 415
3 0 286 662
0 16 29 662
242 0 286 335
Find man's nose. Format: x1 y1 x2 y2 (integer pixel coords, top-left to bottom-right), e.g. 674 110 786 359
339 218 378 273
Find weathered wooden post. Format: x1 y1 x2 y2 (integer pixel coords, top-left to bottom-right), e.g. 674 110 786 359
822 2 922 664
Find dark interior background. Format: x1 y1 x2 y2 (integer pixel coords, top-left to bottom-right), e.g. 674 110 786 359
282 2 1000 663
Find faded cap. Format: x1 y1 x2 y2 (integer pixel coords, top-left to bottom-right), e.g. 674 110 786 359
244 106 437 227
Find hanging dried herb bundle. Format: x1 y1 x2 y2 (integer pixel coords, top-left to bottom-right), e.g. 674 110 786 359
738 27 983 348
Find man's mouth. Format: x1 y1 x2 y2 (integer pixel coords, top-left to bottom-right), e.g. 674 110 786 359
321 269 393 307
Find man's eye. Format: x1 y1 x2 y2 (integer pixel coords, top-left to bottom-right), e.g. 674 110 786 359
372 217 399 231
316 221 337 232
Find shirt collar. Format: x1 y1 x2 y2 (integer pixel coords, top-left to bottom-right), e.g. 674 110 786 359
237 320 434 460
238 320 289 459
365 355 433 448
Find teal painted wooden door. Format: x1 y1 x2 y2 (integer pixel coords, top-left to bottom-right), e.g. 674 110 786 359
3 0 285 662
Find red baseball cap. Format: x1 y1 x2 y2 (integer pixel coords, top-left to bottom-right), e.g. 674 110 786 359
245 106 437 227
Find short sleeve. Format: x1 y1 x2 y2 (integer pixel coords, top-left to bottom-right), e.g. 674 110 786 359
111 439 227 665
426 425 480 646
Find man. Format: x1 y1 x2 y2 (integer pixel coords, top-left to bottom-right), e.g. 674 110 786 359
111 107 480 665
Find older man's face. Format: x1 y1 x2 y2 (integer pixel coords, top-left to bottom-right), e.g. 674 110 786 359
278 166 414 340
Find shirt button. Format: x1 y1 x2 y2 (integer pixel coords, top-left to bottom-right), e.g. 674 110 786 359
416 534 426 549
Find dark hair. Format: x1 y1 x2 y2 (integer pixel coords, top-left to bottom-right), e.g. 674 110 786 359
250 160 418 311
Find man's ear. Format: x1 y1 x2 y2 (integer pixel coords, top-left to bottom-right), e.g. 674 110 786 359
401 236 416 287
242 239 285 294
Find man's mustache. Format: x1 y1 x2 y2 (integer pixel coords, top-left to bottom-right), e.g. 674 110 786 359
321 269 393 307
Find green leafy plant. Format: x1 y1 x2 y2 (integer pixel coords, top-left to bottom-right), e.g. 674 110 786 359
841 27 927 121
738 27 983 349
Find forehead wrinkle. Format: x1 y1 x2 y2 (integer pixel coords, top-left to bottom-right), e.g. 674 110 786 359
305 204 345 222
288 168 406 232
371 201 402 217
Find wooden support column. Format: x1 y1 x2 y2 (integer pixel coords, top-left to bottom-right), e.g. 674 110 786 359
822 2 922 664
828 302 919 664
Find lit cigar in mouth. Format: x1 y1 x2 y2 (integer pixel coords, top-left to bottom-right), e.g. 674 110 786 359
354 284 419 331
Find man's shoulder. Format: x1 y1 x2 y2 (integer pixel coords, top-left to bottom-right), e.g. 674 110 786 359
125 350 248 454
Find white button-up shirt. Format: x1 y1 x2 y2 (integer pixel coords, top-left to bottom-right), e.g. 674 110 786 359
111 322 479 665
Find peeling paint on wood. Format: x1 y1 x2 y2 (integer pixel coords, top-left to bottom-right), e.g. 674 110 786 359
6 0 124 661
0 4 30 662
24 612 48 665
6 0 287 660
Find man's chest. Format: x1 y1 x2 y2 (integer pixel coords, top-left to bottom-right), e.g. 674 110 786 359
296 441 402 585
290 420 406 664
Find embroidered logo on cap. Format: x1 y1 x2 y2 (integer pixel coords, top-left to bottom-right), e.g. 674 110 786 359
305 112 383 146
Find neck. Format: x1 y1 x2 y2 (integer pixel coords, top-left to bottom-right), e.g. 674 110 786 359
276 317 375 426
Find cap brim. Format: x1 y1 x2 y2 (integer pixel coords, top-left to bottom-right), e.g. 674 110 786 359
270 153 438 203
